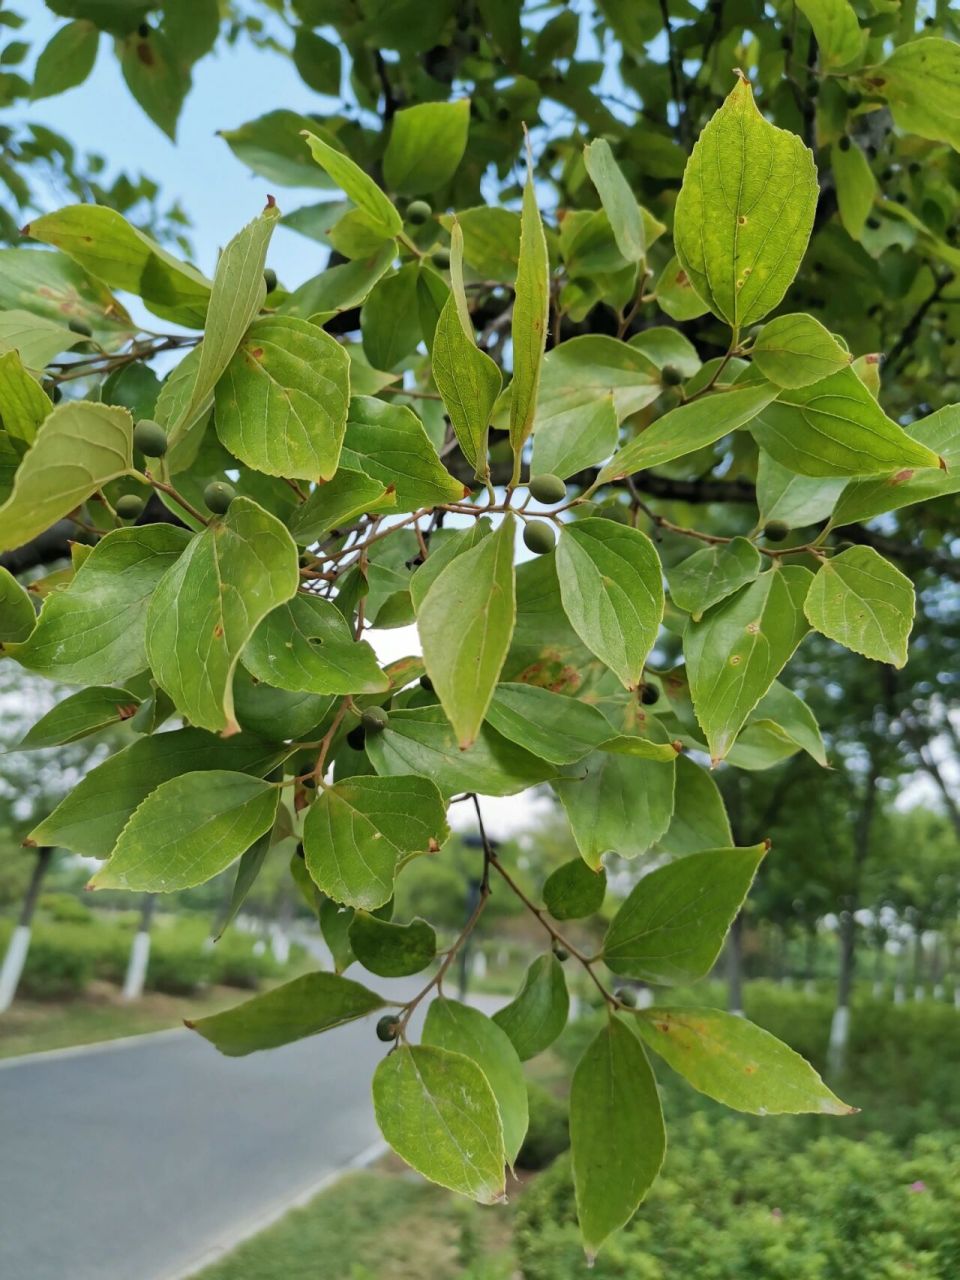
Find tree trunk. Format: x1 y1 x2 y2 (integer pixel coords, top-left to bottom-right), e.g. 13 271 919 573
122 894 157 1002
804 927 818 996
872 939 886 999
913 925 926 1001
0 847 53 1012
726 914 744 1016
828 758 880 1074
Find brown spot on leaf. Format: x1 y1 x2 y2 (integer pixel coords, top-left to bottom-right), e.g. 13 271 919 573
136 40 155 67
213 623 224 639
116 703 139 721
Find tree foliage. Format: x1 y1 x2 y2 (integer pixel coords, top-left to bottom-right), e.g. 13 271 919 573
0 0 958 1258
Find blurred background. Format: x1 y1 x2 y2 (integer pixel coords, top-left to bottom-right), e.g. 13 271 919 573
1 1 959 1279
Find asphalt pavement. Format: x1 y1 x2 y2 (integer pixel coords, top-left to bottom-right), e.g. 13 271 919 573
0 971 494 1280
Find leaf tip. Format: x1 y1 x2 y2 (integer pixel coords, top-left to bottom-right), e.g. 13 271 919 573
265 193 277 210
183 1018 196 1031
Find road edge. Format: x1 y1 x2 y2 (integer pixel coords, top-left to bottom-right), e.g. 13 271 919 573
157 1138 390 1280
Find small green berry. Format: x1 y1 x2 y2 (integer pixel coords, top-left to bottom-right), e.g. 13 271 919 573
115 494 145 521
552 944 569 962
640 684 660 706
763 519 790 542
263 267 277 293
406 200 432 226
68 317 93 337
528 473 567 505
133 419 168 457
616 987 638 1007
661 364 684 387
523 520 556 555
204 481 236 515
376 1014 401 1042
361 706 390 735
431 247 451 269
347 726 366 751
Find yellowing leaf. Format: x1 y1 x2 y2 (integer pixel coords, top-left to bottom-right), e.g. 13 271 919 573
419 513 516 748
146 496 299 733
674 75 817 332
752 313 852 388
804 546 915 667
0 401 132 553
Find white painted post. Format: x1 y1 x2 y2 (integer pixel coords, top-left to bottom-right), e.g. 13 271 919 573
0 847 53 1014
122 895 156 1001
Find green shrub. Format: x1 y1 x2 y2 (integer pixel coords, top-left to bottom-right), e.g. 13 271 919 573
514 1120 960 1279
17 934 94 1000
516 1081 570 1171
145 935 213 995
209 934 281 989
38 892 95 925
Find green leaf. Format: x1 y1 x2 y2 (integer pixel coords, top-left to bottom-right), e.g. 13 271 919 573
831 404 960 526
543 858 606 920
634 1008 854 1114
874 37 960 151
25 204 210 328
189 971 385 1057
673 75 818 331
0 401 132 553
509 163 550 455
555 519 663 689
285 244 395 322
383 99 470 195
571 1016 665 1260
752 313 852 388
583 138 645 262
341 396 465 510
292 28 340 95
685 566 813 762
89 770 280 891
603 844 767 982
558 749 676 867
0 566 34 642
11 525 190 685
667 537 761 621
221 111 335 188
756 453 847 528
653 255 709 321
531 394 617 482
117 27 188 141
432 221 502 477
348 912 436 976
419 513 516 748
27 727 284 858
288 467 396 544
320 898 355 973
243 594 387 696
146 496 299 733
214 315 350 480
0 246 130 340
794 0 865 70
657 755 732 855
367 705 556 797
486 682 612 765
31 20 99 100
373 1045 505 1204
439 206 521 282
303 774 449 911
168 200 280 445
0 310 85 369
536 334 661 432
804 546 914 667
234 673 332 742
217 818 285 941
411 522 492 612
493 954 569 1061
0 351 51 444
732 680 827 770
360 267 421 373
302 130 402 238
599 382 777 481
423 999 528 1165
17 686 140 749
749 368 943 477
628 326 701 377
833 140 877 240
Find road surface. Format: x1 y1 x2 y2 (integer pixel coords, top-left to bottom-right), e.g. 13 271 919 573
0 973 493 1280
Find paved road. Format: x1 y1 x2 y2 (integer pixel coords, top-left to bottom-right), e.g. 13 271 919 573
0 972 494 1280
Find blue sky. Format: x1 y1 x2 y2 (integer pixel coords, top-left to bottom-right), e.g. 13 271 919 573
14 8 340 282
